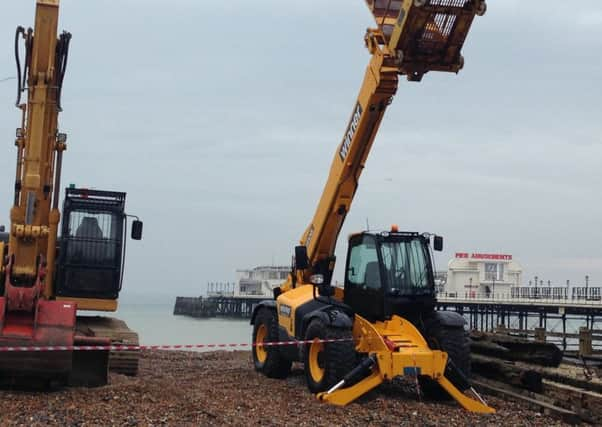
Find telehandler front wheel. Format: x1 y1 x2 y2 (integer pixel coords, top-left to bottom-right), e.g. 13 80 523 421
303 319 356 393
252 308 291 379
419 321 471 399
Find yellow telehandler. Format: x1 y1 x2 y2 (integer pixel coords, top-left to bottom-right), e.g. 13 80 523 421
251 0 494 413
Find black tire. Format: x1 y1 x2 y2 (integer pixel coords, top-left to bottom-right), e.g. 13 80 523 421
419 319 471 399
252 308 292 379
303 319 356 393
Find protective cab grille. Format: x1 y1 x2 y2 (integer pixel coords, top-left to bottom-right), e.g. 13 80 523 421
365 0 482 79
55 188 126 300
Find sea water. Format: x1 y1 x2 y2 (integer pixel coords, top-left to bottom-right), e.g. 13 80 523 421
110 302 250 347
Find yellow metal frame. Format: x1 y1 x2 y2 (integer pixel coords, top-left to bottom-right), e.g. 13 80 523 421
274 285 496 412
317 315 495 413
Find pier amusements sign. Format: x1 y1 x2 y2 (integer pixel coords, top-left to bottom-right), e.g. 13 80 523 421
455 252 513 261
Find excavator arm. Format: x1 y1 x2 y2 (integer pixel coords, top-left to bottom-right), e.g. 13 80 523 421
0 0 80 384
287 0 486 289
1 0 143 387
6 0 70 307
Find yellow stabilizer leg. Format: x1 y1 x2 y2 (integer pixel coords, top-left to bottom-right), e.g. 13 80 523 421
316 315 495 413
317 371 383 406
437 376 496 414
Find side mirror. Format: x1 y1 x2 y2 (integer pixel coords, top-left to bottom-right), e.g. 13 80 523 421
131 220 143 240
294 245 309 270
0 225 4 232
433 235 443 252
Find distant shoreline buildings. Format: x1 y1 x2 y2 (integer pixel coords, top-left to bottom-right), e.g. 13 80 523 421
442 252 522 298
208 254 596 301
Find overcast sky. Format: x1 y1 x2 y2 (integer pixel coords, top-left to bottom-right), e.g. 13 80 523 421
1 1 601 300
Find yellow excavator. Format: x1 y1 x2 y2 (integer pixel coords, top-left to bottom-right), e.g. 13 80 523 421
251 0 494 413
0 0 142 386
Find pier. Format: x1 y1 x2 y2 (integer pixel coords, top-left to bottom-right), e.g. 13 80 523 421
173 295 262 319
437 287 602 353
174 286 602 354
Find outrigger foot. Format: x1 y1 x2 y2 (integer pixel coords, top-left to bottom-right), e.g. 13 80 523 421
437 376 495 414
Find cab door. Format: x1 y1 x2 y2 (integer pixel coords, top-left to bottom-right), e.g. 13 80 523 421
343 234 385 321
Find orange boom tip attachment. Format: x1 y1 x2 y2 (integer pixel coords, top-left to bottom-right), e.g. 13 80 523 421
364 0 487 81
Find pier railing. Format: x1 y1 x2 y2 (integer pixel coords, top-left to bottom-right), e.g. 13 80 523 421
437 292 601 352
438 290 602 306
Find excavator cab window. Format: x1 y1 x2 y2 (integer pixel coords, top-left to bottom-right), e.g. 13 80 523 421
55 188 127 300
67 212 118 265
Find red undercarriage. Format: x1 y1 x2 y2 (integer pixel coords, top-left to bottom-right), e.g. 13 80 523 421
0 297 76 380
0 260 110 385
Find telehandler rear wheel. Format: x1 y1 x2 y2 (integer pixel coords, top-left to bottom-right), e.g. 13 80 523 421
419 321 471 399
304 319 356 393
252 308 291 379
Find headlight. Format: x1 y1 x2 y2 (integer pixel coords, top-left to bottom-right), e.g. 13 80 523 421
310 274 324 285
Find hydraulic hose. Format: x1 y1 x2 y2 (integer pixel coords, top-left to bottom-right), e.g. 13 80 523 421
55 31 72 112
14 26 25 107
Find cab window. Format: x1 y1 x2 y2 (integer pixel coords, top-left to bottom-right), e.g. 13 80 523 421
347 235 381 290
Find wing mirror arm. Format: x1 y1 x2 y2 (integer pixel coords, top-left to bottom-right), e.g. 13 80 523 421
126 214 144 240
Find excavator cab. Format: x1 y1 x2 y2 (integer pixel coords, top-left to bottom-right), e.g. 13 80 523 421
55 188 142 300
343 230 441 322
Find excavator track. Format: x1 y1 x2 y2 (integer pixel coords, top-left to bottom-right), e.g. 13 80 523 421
76 316 139 376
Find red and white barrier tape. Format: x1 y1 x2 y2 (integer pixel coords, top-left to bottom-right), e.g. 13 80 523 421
0 337 353 352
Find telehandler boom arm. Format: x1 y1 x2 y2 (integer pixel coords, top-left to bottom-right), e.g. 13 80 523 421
289 0 485 288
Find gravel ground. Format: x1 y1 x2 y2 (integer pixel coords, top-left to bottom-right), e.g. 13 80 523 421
0 351 581 426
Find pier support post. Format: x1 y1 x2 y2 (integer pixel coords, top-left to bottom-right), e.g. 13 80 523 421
579 327 593 357
561 313 567 351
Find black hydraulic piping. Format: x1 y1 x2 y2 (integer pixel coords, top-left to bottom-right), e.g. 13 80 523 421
14 26 25 107
55 31 71 111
